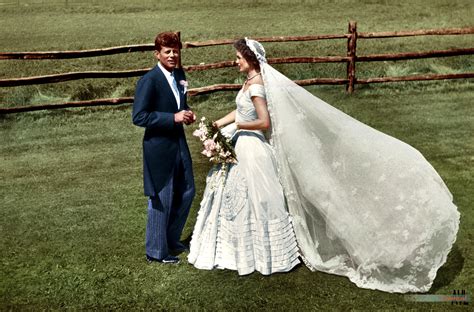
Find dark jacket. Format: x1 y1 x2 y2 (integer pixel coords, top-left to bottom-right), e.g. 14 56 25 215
132 65 190 196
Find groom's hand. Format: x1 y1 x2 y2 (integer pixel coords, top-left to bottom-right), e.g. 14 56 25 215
175 110 195 124
183 110 197 125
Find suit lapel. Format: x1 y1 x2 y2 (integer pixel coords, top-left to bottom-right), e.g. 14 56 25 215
154 65 179 111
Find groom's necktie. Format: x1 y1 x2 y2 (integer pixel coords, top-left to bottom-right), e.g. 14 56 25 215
170 72 180 109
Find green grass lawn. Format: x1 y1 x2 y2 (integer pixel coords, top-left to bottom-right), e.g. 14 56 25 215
1 0 473 310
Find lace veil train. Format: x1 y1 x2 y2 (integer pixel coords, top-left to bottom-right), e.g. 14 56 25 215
245 38 460 293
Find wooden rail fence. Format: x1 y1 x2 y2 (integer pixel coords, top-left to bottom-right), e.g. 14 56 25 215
0 22 473 114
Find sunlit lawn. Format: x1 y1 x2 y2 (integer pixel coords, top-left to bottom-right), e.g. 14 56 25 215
1 0 473 310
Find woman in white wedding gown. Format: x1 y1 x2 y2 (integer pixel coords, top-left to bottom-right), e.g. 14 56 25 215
188 38 460 293
188 39 301 275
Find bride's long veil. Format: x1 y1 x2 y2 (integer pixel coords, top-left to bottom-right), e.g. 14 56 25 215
261 63 459 293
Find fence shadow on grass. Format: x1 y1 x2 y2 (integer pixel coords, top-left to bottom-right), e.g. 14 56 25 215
429 244 465 292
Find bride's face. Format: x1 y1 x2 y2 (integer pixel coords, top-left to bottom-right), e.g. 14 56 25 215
235 51 250 73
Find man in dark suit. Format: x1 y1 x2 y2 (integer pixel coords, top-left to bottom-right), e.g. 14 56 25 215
132 32 196 264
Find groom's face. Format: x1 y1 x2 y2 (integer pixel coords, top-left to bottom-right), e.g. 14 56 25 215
155 46 179 72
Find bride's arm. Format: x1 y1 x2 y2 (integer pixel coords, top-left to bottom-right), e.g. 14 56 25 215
213 110 236 128
236 96 270 130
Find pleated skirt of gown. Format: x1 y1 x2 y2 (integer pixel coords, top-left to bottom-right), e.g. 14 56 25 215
188 132 300 275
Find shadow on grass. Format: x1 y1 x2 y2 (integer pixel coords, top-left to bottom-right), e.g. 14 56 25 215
429 244 464 293
182 233 192 246
0 113 11 122
181 230 466 292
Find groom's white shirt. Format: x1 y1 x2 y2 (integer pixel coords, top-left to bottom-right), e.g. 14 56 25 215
157 61 180 109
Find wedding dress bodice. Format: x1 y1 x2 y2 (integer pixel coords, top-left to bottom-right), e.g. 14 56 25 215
235 84 266 138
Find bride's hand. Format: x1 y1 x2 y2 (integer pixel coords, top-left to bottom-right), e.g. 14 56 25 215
212 121 220 129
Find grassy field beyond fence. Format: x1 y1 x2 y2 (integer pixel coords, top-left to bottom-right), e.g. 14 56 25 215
1 1 473 310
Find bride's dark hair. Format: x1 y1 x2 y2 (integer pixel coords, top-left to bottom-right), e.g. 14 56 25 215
234 39 260 71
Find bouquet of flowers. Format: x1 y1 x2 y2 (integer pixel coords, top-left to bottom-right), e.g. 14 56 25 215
193 117 237 165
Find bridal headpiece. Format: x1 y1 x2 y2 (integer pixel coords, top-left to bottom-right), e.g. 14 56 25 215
245 37 267 64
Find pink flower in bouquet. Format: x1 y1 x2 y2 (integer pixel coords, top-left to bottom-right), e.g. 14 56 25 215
202 150 213 157
193 116 237 165
192 128 206 141
203 139 216 152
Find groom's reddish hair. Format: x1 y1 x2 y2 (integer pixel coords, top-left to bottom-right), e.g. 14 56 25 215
155 32 182 51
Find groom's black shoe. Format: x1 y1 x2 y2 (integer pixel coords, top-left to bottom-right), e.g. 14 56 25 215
146 254 180 264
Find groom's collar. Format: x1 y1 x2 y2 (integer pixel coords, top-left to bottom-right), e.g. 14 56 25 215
157 62 174 76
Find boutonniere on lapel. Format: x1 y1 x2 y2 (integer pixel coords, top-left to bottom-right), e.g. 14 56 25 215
179 80 188 94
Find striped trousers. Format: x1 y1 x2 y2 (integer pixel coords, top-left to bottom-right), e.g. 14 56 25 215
145 143 195 260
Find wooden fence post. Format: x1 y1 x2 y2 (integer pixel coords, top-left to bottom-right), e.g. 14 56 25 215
346 21 357 93
177 31 182 69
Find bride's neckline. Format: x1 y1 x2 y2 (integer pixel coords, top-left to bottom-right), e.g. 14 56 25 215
241 83 264 93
